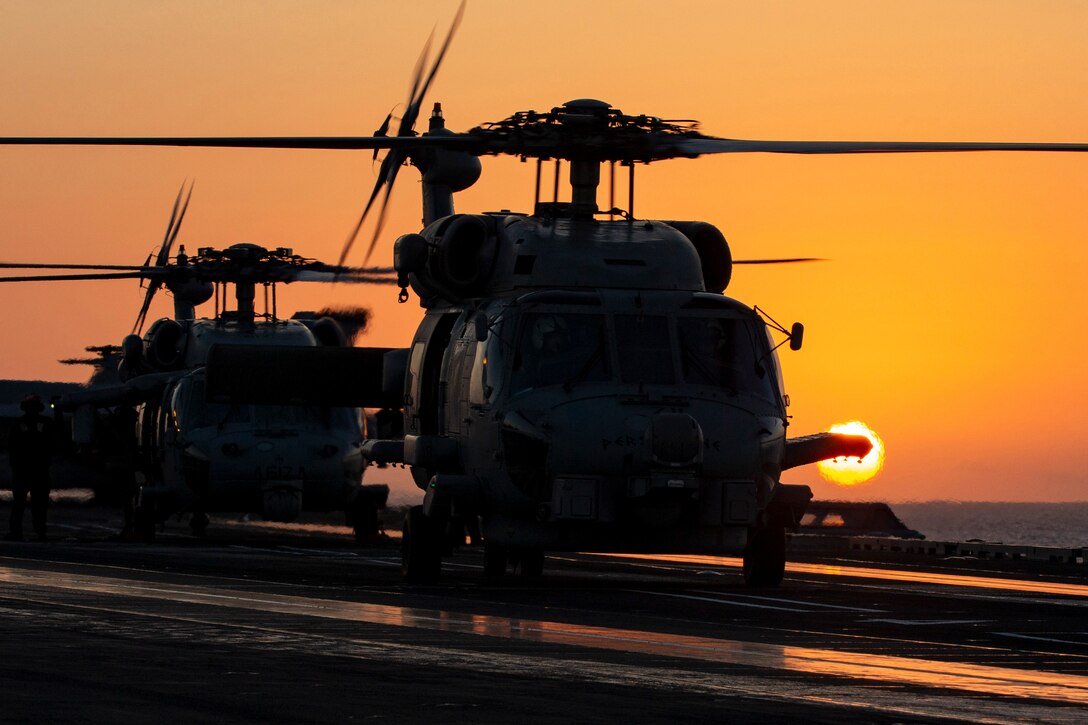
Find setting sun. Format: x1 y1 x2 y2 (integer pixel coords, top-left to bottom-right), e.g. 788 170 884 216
817 421 886 486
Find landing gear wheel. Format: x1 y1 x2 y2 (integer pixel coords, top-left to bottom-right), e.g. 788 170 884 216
483 544 508 579
190 511 209 537
402 505 442 584
443 516 467 555
516 548 545 579
743 524 786 587
132 489 157 543
350 496 380 545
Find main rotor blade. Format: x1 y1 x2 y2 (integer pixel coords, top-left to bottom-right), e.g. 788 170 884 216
136 182 193 335
400 29 434 137
6 135 1084 156
402 0 465 135
358 163 398 266
0 262 149 271
343 1 465 267
733 257 825 264
306 264 396 276
0 271 149 282
339 150 403 266
291 271 399 285
0 135 470 151
158 183 187 265
133 279 162 335
674 138 1088 156
160 181 193 265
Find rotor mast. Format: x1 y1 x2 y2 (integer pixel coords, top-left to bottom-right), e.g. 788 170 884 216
415 104 482 226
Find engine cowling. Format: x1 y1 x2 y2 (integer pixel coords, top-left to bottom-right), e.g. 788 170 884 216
396 214 499 301
666 221 732 293
145 318 186 370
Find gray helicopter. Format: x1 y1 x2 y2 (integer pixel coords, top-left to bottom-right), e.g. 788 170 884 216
2 9 1086 583
0 188 397 540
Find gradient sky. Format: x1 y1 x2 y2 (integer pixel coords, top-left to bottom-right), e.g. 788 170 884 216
0 1 1085 502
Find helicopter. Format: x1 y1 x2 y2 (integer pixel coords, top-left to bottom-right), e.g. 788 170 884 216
1 11 1085 584
54 344 135 502
0 189 399 541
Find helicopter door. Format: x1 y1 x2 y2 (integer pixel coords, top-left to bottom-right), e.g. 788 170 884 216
443 323 477 436
405 311 460 437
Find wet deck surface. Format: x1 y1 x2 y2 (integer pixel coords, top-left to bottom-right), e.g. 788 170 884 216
1 500 1086 723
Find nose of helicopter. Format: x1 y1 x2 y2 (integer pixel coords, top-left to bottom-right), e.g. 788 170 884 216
647 412 703 467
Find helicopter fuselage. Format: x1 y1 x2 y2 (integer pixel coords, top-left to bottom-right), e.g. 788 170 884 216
406 290 788 554
137 318 370 525
374 212 806 562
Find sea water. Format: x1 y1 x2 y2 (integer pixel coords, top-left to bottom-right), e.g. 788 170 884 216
892 501 1088 548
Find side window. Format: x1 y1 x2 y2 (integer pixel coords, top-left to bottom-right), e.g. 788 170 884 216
470 335 489 404
406 341 426 408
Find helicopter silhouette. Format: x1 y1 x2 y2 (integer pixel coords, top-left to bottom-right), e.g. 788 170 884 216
1 8 1085 583
0 186 399 540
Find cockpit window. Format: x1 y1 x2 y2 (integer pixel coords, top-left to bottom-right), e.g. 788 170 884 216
173 377 359 432
510 312 610 392
615 315 674 385
678 316 778 402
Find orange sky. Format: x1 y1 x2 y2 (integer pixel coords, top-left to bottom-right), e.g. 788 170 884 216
0 1 1085 502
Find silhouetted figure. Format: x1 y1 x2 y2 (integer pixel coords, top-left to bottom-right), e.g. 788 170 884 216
6 394 55 542
111 405 140 540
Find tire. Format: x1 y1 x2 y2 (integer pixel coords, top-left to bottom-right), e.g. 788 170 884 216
350 496 380 545
190 511 209 537
517 548 545 579
742 524 786 587
402 505 442 584
483 543 508 579
132 489 157 543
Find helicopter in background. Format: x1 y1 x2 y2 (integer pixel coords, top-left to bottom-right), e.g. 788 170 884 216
0 189 398 540
55 344 135 503
1 9 1086 584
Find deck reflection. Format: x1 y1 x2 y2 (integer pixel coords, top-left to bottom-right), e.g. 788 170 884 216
3 563 1088 704
598 553 1088 598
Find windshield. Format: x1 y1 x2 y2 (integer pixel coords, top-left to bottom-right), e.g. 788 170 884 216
173 378 360 432
615 314 674 385
510 312 610 392
678 315 778 402
500 307 780 404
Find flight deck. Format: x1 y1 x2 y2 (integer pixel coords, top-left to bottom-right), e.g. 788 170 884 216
0 501 1085 724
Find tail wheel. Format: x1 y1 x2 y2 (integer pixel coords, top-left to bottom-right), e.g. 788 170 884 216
742 524 786 587
402 505 442 584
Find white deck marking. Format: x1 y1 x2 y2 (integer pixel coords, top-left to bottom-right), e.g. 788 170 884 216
689 590 885 613
628 589 809 612
995 632 1088 647
859 619 992 626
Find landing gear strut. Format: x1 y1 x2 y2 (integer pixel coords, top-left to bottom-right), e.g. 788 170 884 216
402 505 442 584
132 487 157 543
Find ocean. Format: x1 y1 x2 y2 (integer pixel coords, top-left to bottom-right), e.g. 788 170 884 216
891 501 1088 549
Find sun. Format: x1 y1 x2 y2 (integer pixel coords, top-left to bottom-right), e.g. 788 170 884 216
816 421 885 486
